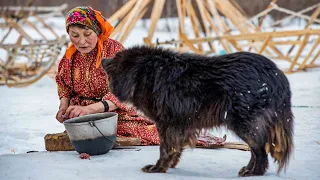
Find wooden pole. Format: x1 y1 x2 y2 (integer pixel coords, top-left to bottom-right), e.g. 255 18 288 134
286 6 320 57
143 0 166 45
287 35 310 73
309 49 320 66
206 0 232 53
186 1 203 51
258 36 272 54
298 35 320 70
116 0 145 42
108 0 138 23
195 0 215 52
118 0 151 43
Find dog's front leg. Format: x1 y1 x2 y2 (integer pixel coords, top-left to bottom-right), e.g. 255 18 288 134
142 141 175 173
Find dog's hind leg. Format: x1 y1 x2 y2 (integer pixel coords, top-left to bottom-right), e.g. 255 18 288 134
142 127 185 173
232 122 269 176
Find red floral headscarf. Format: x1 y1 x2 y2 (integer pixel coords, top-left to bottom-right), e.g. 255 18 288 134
65 6 114 68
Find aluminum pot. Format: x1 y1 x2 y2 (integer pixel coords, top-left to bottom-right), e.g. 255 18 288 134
63 112 118 155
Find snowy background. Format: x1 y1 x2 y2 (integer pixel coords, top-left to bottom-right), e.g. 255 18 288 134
0 15 320 179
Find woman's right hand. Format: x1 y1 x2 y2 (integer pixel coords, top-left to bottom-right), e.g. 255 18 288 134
56 108 67 123
56 97 69 123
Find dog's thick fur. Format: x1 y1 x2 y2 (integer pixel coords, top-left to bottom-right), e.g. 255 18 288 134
102 46 294 176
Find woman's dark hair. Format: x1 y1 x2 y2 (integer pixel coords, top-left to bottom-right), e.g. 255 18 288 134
67 24 90 33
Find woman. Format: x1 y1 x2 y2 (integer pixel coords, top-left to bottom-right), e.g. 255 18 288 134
56 6 225 146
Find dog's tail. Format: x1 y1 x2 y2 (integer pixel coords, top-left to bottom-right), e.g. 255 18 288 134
265 115 294 174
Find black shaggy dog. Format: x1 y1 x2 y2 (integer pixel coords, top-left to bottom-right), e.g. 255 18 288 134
102 46 294 177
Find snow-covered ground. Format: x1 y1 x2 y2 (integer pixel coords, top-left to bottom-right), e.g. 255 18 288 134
0 16 320 179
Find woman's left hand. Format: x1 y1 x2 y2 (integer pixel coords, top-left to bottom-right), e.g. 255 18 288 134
64 105 93 119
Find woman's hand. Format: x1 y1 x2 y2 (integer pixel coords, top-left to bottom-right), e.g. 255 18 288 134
63 105 94 119
56 108 67 123
56 97 69 123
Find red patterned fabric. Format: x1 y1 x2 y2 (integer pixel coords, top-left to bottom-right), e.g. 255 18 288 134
56 38 159 145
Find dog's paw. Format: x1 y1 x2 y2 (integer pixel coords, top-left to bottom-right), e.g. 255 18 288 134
141 164 167 173
238 166 252 177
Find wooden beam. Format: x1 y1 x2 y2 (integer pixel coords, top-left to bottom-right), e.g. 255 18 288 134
154 29 320 45
186 1 203 51
33 13 59 39
116 0 146 42
309 48 320 66
118 0 151 43
144 0 166 45
195 0 215 52
287 35 310 73
206 0 232 53
272 3 320 26
298 35 320 70
259 36 271 54
179 33 203 54
286 6 320 57
108 0 138 23
176 0 187 35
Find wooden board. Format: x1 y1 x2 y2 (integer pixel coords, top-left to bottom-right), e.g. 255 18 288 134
44 132 142 151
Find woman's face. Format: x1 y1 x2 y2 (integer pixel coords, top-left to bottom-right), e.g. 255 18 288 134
68 26 98 53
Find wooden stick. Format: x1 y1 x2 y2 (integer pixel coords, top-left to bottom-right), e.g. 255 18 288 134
286 6 320 57
298 35 320 70
272 3 320 26
118 0 151 43
186 1 203 51
257 0 277 29
287 35 310 73
144 0 166 44
33 13 59 39
258 36 271 54
5 17 34 43
269 40 301 45
229 0 249 18
154 29 320 45
117 0 145 42
23 17 48 41
3 36 66 87
195 0 215 51
176 0 186 35
206 0 232 53
179 33 203 54
309 45 320 65
110 11 132 39
108 0 138 23
271 3 320 23
0 27 13 44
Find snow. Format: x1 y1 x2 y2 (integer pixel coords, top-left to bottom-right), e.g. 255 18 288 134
1 16 320 179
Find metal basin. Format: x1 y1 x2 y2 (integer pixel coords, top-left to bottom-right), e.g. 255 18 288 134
63 112 118 155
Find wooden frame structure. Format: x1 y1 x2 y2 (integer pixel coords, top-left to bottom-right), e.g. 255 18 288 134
108 0 320 73
1 0 319 87
0 4 68 87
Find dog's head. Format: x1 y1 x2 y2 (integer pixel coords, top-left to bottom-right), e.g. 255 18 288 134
102 45 184 103
102 52 133 102
101 46 155 102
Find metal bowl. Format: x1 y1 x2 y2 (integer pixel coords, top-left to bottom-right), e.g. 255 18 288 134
63 112 118 155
